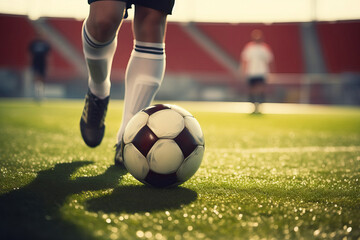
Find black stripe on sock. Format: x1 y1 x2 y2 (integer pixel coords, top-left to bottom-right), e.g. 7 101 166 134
135 44 164 52
83 28 114 48
134 48 164 55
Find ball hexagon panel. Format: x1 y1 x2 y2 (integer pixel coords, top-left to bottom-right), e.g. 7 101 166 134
147 139 184 174
123 143 149 180
177 146 204 182
184 116 204 145
148 109 184 139
123 111 149 144
174 127 198 159
132 125 158 157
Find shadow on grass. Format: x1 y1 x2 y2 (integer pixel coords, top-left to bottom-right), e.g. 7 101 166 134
0 161 125 240
86 185 198 213
0 161 198 240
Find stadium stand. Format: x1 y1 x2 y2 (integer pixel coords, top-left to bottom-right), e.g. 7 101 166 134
0 15 77 80
0 15 35 71
196 22 305 74
0 14 359 103
4 14 360 78
316 21 360 73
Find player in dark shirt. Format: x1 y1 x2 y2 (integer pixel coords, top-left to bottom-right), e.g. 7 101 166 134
29 36 51 100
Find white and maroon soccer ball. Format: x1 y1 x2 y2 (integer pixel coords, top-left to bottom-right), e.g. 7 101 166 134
122 104 205 188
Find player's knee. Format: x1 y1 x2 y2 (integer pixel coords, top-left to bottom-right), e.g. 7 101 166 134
89 15 122 42
134 8 166 42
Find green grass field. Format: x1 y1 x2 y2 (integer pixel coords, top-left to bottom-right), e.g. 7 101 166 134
0 99 359 240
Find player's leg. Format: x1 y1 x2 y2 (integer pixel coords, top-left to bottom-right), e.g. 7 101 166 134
248 77 256 103
248 77 259 114
257 80 266 103
32 64 45 101
115 3 173 165
252 85 261 114
34 73 45 101
84 1 125 98
251 77 265 114
80 1 126 148
255 80 266 114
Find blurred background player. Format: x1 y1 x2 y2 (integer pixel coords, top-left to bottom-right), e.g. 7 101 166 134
28 33 51 101
80 0 175 166
240 29 274 114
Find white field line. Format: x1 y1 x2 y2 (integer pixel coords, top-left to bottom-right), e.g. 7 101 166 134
164 101 360 115
209 146 360 154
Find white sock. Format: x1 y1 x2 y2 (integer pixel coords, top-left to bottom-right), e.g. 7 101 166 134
117 40 166 142
82 20 117 99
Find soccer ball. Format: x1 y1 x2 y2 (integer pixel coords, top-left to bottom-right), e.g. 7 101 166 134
122 104 205 188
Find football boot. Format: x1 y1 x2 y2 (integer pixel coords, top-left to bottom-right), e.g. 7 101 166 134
80 89 109 147
114 141 127 170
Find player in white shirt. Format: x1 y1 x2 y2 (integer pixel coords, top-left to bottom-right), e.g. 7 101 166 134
240 29 274 114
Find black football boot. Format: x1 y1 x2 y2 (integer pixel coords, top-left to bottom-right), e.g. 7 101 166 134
80 89 109 147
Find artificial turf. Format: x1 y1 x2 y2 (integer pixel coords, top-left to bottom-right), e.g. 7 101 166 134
0 99 359 240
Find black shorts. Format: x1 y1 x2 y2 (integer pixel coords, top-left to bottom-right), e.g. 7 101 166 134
88 0 175 18
248 76 265 87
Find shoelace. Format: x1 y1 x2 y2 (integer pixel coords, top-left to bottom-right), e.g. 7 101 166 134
87 96 107 126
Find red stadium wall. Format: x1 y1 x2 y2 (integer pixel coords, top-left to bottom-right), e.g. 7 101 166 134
0 15 76 79
47 19 230 75
197 22 305 74
0 15 36 70
166 23 229 74
48 18 134 78
317 21 360 73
